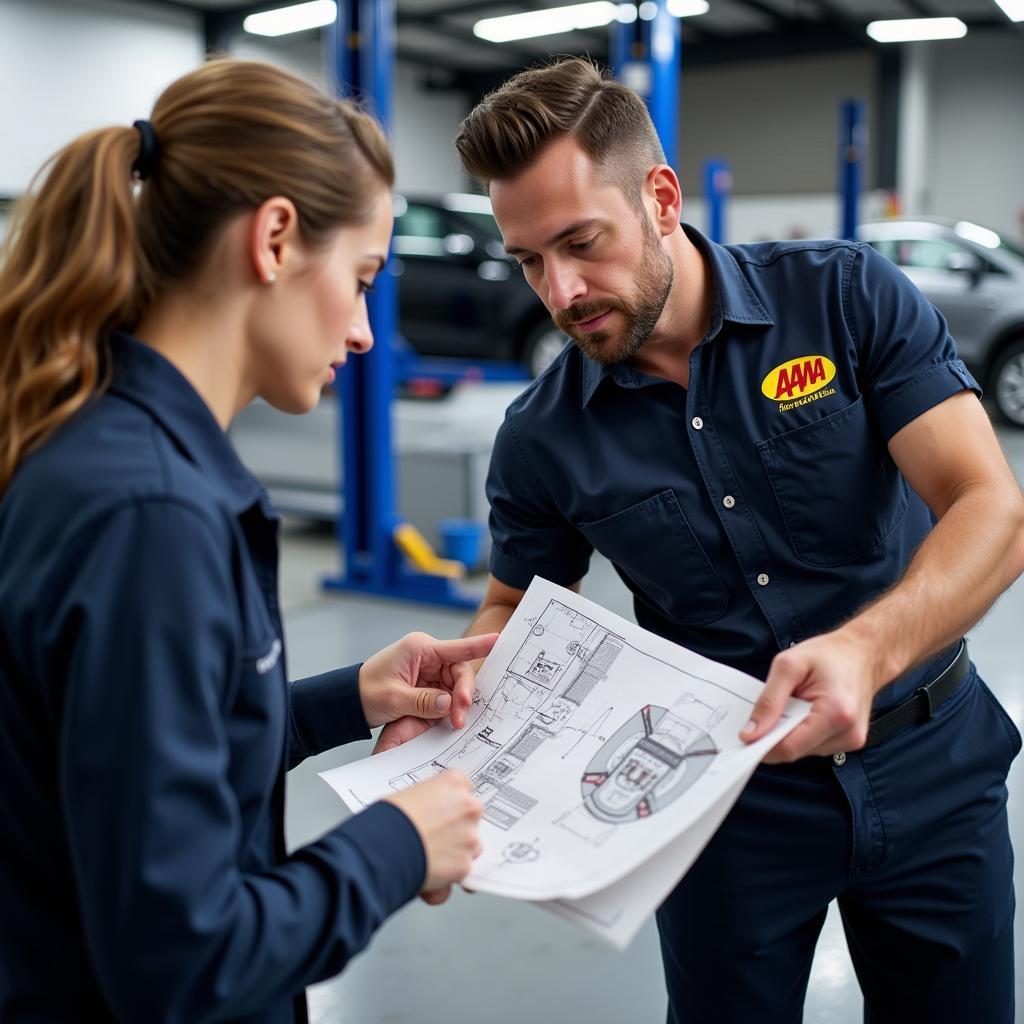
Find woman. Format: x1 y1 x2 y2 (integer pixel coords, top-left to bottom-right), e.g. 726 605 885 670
0 59 493 1023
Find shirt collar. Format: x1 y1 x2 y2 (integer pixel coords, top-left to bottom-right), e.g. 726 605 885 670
580 223 774 408
107 331 270 517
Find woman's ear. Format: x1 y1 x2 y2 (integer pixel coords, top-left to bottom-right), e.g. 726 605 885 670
250 196 300 285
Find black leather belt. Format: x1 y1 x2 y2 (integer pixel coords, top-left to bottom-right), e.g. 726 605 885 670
863 639 969 749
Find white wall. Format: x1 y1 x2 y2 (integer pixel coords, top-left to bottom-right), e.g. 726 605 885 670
227 35 469 195
391 62 466 196
0 0 203 196
677 52 879 199
0 0 469 202
928 30 1024 240
1 2 1021 245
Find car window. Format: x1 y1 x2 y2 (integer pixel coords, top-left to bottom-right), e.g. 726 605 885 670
895 238 963 270
456 210 503 242
393 204 446 257
866 239 900 263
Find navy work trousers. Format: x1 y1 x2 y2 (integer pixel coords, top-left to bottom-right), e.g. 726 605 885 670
657 667 1021 1024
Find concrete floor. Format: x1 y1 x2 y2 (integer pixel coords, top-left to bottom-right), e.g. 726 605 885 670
278 423 1024 1024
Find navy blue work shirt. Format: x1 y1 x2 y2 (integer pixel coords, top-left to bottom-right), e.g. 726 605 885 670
0 333 425 1023
487 226 979 707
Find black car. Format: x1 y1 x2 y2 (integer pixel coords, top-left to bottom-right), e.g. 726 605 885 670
391 193 569 378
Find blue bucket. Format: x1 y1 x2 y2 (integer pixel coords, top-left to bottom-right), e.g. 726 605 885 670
438 518 486 570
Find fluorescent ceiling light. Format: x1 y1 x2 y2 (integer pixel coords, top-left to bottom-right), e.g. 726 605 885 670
243 0 336 37
474 2 617 41
666 0 709 15
473 0 707 40
991 0 1024 21
866 17 966 42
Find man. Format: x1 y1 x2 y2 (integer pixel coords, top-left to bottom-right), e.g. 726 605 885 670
421 57 1024 1022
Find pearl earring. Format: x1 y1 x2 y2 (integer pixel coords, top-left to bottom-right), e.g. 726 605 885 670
266 272 277 284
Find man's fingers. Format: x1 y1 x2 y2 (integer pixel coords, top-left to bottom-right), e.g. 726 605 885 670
741 651 807 743
760 711 838 764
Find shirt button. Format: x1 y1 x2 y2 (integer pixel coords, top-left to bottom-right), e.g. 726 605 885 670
722 495 735 509
833 752 847 767
756 573 770 586
691 416 704 430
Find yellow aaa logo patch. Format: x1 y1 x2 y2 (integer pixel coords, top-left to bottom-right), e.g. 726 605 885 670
761 355 837 401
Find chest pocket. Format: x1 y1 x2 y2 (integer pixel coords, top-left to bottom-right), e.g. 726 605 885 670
757 396 908 567
579 489 728 625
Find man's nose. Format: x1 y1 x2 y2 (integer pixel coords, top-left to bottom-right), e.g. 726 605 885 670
545 260 585 312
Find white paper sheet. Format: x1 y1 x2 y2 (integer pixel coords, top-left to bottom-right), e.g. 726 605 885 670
321 578 809 908
541 775 748 950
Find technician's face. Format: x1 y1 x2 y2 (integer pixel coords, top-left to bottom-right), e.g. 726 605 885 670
490 136 672 366
254 188 393 413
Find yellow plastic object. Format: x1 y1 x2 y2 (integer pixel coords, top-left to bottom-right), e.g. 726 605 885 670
393 522 466 580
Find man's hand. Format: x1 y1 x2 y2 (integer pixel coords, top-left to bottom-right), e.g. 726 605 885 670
740 631 881 763
359 632 498 751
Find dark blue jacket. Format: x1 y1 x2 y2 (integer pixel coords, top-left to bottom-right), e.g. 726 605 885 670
0 333 425 1022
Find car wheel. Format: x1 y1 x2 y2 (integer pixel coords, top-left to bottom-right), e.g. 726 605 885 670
523 323 570 378
991 338 1024 428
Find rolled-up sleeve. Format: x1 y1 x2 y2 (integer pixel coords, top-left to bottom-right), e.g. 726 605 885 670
845 242 981 441
52 499 424 1023
486 416 593 589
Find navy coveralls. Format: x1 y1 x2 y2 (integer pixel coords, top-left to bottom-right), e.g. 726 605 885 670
0 334 426 1023
486 227 1021 1022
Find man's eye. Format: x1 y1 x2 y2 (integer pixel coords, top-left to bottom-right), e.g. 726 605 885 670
518 256 536 270
571 238 596 252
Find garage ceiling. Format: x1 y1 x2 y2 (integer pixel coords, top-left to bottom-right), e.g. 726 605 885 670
165 0 1021 87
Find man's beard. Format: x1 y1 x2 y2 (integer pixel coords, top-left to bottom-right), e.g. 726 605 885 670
553 217 674 366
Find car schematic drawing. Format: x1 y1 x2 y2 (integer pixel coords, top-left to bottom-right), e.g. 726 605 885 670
581 705 719 823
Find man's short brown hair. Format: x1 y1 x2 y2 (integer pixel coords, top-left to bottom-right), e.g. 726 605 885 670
454 57 665 206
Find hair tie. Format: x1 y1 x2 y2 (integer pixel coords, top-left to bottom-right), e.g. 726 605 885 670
132 119 159 180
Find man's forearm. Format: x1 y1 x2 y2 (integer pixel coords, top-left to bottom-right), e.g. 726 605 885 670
464 601 517 638
839 484 1024 692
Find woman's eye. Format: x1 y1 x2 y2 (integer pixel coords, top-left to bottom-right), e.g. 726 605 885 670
357 280 375 295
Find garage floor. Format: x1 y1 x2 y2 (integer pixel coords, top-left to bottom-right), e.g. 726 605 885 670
277 422 1024 1024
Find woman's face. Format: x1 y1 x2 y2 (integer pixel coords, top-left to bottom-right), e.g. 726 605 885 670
250 189 394 414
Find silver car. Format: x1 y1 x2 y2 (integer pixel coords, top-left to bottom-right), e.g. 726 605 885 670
858 218 1024 427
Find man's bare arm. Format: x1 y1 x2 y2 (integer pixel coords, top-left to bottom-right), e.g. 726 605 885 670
464 575 582 638
842 390 1024 682
747 391 1024 761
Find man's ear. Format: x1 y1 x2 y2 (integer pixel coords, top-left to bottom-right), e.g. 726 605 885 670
250 196 300 284
645 164 683 237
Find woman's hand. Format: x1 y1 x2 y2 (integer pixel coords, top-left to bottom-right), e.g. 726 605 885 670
358 632 498 749
384 771 484 904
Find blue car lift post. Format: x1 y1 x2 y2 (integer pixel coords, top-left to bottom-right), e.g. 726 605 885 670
839 98 865 241
610 0 680 169
703 157 731 243
321 0 479 609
